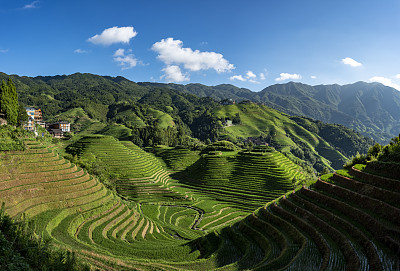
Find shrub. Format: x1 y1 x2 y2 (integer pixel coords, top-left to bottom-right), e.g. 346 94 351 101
204 140 240 152
0 203 89 270
343 152 367 169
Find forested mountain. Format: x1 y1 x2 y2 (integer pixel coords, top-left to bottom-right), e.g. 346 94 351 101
258 81 400 144
0 72 375 170
138 82 256 102
144 81 400 144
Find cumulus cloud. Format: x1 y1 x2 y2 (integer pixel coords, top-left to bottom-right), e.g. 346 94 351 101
88 26 137 46
341 57 362 67
246 71 256 79
369 76 400 91
311 75 317 79
275 73 302 81
152 38 234 73
396 74 400 79
74 49 88 54
230 69 266 83
230 75 246 81
113 49 137 70
23 1 39 9
161 65 189 82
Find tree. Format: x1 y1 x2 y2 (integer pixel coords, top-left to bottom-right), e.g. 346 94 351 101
17 104 28 127
0 78 19 126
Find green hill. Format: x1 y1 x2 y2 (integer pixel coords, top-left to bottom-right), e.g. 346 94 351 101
0 128 399 270
174 149 309 212
1 72 376 171
143 80 400 144
213 103 373 170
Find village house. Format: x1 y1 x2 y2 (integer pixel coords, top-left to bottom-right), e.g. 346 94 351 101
46 121 71 138
220 99 236 105
23 107 70 138
48 128 63 138
24 107 46 130
24 107 37 131
46 121 70 133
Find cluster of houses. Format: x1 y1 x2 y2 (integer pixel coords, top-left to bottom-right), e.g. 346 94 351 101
24 107 70 138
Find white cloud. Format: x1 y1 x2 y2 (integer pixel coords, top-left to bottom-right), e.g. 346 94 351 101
88 26 137 46
396 74 400 79
246 71 256 79
230 75 246 81
74 49 88 54
369 76 400 91
161 65 190 82
152 38 234 73
113 49 137 70
0 49 9 53
23 1 39 9
259 69 268 80
230 69 266 83
341 57 362 67
275 73 302 81
311 75 317 79
114 48 125 57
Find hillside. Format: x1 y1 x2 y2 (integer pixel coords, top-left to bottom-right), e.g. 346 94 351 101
0 127 399 270
213 103 374 170
0 72 376 170
0 130 308 269
257 81 400 144
3 72 399 145
143 80 400 144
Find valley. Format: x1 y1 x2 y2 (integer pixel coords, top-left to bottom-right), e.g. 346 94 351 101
0 74 399 270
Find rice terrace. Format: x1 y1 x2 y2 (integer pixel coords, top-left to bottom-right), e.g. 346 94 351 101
2 0 400 270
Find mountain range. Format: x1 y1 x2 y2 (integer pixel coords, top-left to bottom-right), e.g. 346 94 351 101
0 72 382 170
141 81 400 144
4 71 399 145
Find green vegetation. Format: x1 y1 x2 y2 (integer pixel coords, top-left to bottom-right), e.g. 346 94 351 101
0 121 399 270
0 78 26 127
0 72 377 171
213 103 371 170
155 80 400 144
2 73 398 270
0 125 31 151
0 204 87 270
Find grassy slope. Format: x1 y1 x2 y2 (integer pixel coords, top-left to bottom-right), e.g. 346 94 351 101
146 108 175 129
214 103 347 169
97 123 132 140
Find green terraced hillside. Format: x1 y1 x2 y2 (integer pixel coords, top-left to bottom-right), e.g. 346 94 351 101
214 103 350 170
174 148 309 212
66 135 184 203
152 145 202 171
1 137 399 270
0 140 247 269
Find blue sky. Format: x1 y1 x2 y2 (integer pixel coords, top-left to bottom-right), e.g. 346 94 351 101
1 0 400 91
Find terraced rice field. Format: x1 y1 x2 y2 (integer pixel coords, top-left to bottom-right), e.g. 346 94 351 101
1 138 399 270
68 136 185 203
175 149 306 211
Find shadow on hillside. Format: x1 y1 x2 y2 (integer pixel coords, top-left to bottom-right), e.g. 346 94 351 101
169 156 206 186
186 223 247 268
